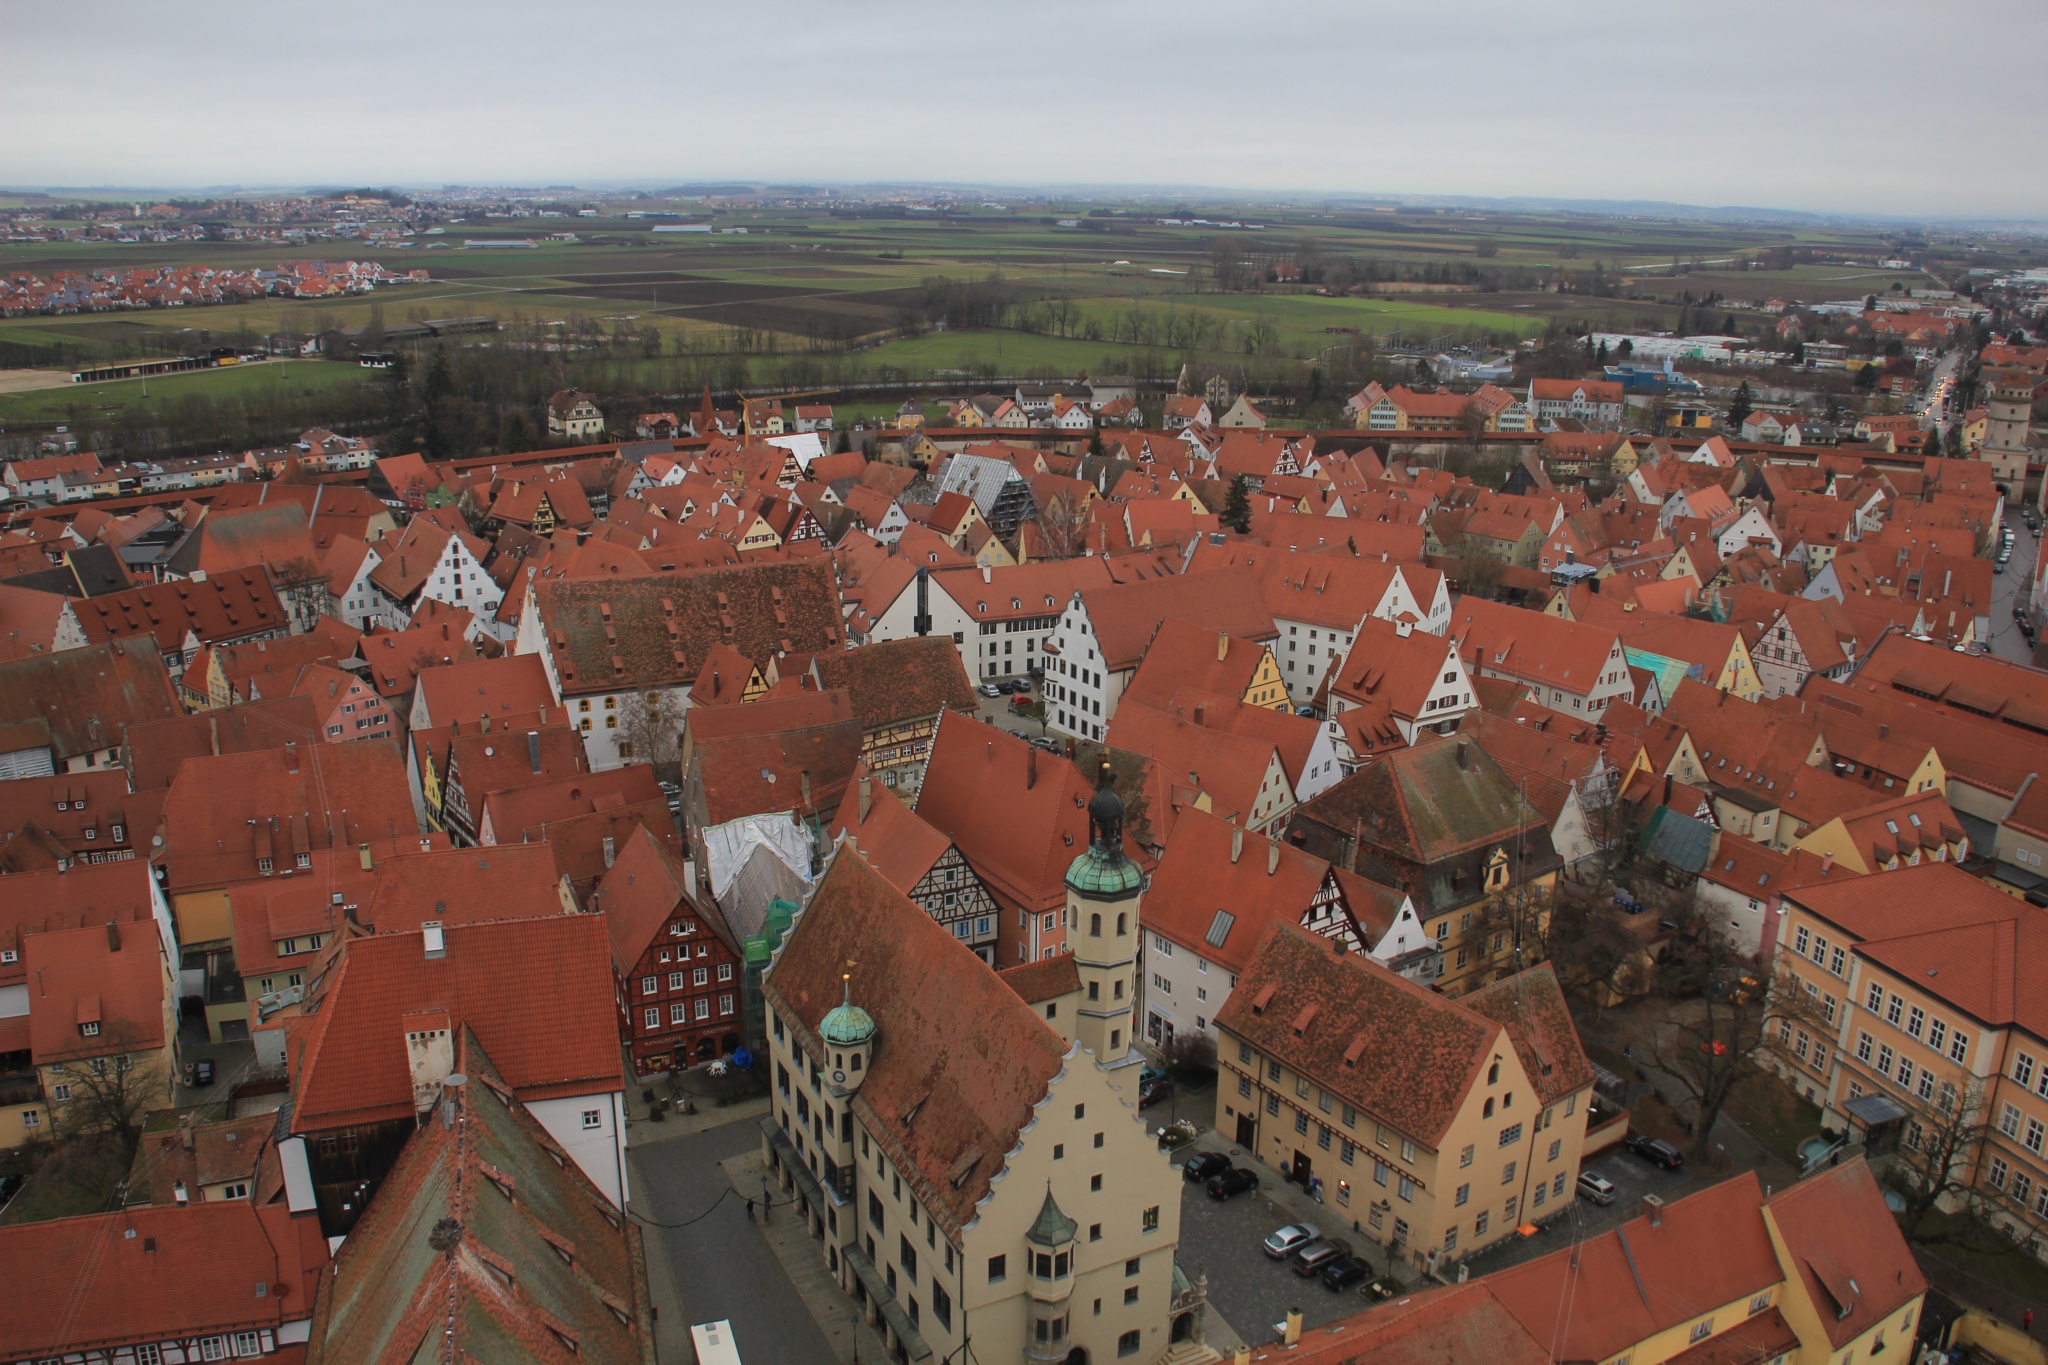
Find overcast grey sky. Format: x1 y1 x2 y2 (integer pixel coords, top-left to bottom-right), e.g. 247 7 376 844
5 0 2043 219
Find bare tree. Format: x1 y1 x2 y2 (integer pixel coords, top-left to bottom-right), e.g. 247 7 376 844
616 689 686 785
1638 896 1831 1159
1886 1080 2048 1254
49 1024 167 1150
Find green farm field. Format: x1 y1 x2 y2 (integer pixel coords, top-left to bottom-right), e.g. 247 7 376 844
0 356 374 425
0 202 1949 409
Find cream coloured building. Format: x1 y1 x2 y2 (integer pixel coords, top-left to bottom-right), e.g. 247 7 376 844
760 769 1197 1364
1213 922 1593 1271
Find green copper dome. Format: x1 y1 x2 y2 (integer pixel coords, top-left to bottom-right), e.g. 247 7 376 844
1025 1186 1079 1247
1066 759 1143 900
821 979 875 1047
1065 842 1144 900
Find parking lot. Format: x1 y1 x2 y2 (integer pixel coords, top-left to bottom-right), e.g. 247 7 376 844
1169 1146 1395 1343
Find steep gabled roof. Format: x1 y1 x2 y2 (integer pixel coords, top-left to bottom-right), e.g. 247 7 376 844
1764 1158 1926 1349
1141 806 1335 972
1213 920 1499 1147
1077 566 1276 671
764 849 1069 1235
303 1028 656 1365
914 712 1097 914
830 766 950 895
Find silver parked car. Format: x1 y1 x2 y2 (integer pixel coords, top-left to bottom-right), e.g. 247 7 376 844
1262 1223 1320 1260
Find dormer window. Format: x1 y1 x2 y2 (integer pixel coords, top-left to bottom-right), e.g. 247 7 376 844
80 1021 100 1037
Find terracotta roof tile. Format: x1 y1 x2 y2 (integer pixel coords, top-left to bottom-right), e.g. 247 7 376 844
290 916 625 1133
765 850 1069 1235
0 1201 328 1359
1765 1158 1925 1348
1213 920 1499 1147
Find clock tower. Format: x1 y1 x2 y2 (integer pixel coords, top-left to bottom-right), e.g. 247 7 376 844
1064 761 1145 1068
820 975 875 1096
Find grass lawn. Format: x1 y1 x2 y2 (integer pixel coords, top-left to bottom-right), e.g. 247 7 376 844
0 357 373 425
854 329 1178 378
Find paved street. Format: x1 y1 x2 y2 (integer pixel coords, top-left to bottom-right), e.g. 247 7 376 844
630 1118 839 1365
1986 513 2038 664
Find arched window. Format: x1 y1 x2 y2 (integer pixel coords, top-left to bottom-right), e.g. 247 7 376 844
851 1054 862 1071
1090 913 1102 937
1487 1061 1500 1085
1116 913 1127 936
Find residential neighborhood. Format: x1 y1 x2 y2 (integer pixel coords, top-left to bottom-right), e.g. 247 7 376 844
5 16 2048 1361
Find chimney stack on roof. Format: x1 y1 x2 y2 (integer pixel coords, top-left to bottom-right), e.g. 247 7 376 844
602 835 617 869
527 731 542 774
1230 826 1243 864
422 920 445 959
1268 840 1281 876
1643 1193 1665 1227
1216 631 1229 662
284 741 299 774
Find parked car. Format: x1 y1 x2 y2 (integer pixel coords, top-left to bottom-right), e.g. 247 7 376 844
1318 1254 1373 1291
1624 1134 1684 1170
1577 1171 1618 1205
1138 1077 1174 1108
979 682 1002 698
0 1172 23 1210
1008 694 1035 713
192 1059 216 1087
1182 1152 1232 1184
1139 1065 1168 1088
1206 1167 1259 1200
1292 1238 1352 1276
1263 1223 1320 1259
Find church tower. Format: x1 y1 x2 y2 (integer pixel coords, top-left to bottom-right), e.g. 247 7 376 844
1064 761 1144 1068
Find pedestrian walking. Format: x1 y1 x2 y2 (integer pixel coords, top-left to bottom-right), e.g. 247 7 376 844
2024 1308 2034 1334
744 1196 755 1222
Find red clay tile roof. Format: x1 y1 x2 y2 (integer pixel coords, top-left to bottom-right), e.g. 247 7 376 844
1458 965 1594 1109
534 559 842 697
830 765 950 894
414 652 557 729
1076 566 1276 671
290 916 625 1132
24 919 167 1064
75 567 288 654
1450 597 1622 696
687 688 864 827
530 797 679 897
995 952 1081 1006
1120 617 1275 714
302 1027 655 1365
360 843 567 933
1785 862 2048 1037
0 636 180 762
123 696 323 790
480 766 665 845
811 636 976 732
1485 1173 1780 1364
0 1200 329 1359
1213 920 1499 1148
1764 1158 1925 1348
1103 701 1284 828
913 714 1103 916
1141 805 1338 973
1236 1281 1550 1365
765 849 1070 1235
588 824 722 973
158 738 416 890
0 860 156 988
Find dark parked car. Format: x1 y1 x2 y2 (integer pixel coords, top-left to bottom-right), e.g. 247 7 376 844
1292 1238 1352 1276
1206 1166 1259 1200
1319 1254 1373 1291
192 1058 215 1087
0 1172 23 1209
1182 1151 1232 1184
1624 1134 1685 1170
1138 1076 1174 1108
1139 1065 1168 1088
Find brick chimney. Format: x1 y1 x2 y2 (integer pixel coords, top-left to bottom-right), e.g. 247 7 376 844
859 772 873 820
1230 826 1244 864
284 741 299 774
